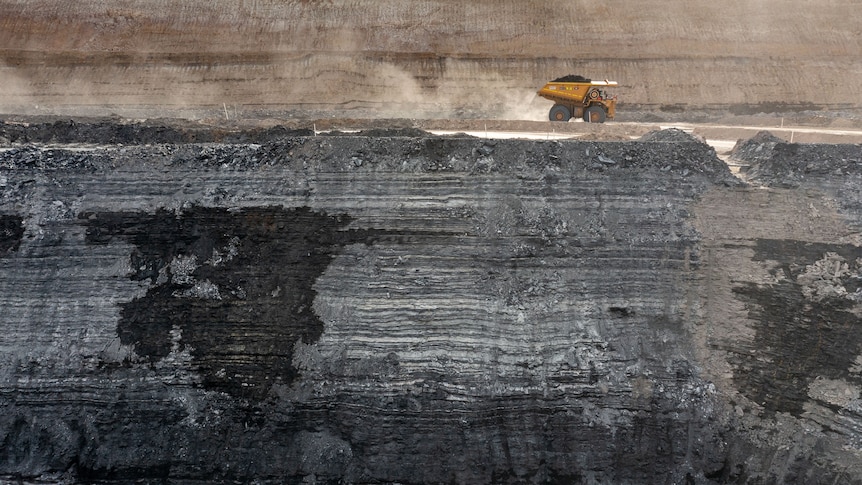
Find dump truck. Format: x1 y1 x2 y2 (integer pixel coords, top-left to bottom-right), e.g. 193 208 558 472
537 75 618 123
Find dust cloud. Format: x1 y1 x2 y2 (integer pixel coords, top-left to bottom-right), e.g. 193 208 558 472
1 0 860 119
0 64 35 113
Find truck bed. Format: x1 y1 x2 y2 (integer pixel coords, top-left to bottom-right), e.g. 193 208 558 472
537 80 618 104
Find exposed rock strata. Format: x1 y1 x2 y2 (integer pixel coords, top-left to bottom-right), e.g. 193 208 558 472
1 1 860 117
693 135 862 484
0 127 860 483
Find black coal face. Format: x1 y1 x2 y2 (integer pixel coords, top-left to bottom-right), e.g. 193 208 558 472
0 214 24 256
82 206 388 400
731 239 862 416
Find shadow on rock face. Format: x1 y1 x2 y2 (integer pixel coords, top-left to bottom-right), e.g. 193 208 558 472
81 205 395 400
0 214 24 256
731 239 862 416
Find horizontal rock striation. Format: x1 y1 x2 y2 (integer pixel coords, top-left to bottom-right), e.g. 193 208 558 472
0 126 860 483
1 0 860 117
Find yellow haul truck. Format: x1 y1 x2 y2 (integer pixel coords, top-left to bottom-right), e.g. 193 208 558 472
537 75 618 123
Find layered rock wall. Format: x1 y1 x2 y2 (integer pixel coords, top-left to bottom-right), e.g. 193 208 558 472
1 127 861 483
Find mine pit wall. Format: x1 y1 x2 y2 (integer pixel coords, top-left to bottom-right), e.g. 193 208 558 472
2 0 861 118
0 134 860 484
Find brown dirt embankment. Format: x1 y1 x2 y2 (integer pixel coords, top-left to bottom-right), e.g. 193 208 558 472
1 0 861 119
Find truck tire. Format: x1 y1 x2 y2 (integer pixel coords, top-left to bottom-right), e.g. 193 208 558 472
549 105 571 122
583 105 607 123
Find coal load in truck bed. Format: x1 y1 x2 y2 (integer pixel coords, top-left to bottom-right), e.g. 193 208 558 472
551 74 592 83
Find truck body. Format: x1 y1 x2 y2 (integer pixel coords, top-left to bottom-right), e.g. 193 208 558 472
537 78 618 123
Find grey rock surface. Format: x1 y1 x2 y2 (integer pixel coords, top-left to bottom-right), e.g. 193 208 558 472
0 127 860 484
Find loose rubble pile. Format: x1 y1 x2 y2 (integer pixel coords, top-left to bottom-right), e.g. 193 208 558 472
732 130 862 188
0 119 313 145
728 130 785 165
639 127 705 143
0 122 860 484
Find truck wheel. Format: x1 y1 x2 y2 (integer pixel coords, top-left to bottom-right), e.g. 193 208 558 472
583 106 607 123
549 105 571 122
